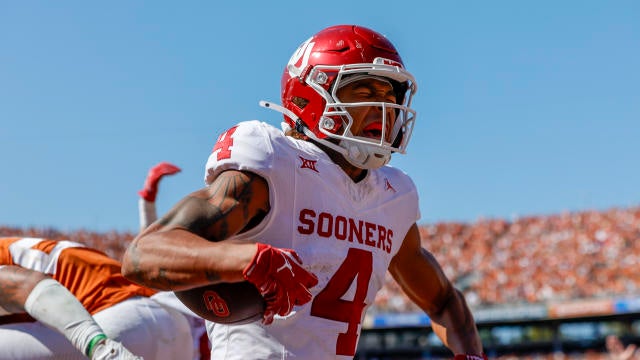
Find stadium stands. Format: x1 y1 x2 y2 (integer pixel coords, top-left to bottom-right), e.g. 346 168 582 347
370 206 640 313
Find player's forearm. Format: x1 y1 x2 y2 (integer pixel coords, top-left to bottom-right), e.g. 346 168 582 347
122 228 256 291
0 267 111 357
138 198 158 231
0 266 48 313
429 289 484 355
26 278 106 357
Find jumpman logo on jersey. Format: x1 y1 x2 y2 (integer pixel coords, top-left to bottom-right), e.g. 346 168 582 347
276 256 294 275
384 178 396 193
299 156 319 173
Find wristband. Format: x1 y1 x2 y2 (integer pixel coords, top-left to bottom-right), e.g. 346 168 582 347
86 333 107 357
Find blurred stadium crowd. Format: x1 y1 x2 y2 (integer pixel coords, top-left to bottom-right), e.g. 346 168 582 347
371 206 640 314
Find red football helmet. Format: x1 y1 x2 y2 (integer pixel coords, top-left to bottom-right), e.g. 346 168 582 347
261 25 418 169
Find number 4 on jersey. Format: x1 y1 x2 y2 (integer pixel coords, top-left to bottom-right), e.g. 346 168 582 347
212 125 239 160
310 248 373 356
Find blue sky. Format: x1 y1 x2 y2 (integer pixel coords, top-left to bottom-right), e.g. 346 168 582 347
1 1 638 232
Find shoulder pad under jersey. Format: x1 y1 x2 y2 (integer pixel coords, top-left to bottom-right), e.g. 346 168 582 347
204 121 282 185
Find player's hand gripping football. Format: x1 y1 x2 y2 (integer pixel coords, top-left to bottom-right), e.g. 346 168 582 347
243 243 318 325
138 162 181 202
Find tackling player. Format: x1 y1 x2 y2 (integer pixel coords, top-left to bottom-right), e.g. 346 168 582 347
123 24 486 359
0 263 140 360
0 237 193 359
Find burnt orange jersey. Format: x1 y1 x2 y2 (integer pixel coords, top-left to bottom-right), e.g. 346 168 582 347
0 237 156 315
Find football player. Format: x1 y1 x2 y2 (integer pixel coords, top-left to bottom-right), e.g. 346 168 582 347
0 237 193 359
123 24 486 359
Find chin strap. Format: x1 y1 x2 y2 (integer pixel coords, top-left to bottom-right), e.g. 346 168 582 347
260 100 308 135
259 100 389 169
260 100 351 157
259 100 298 124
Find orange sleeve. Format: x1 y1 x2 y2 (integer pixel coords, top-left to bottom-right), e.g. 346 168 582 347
1 237 156 315
54 247 156 314
0 237 21 265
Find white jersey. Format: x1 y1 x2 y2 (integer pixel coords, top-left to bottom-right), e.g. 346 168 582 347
204 120 420 359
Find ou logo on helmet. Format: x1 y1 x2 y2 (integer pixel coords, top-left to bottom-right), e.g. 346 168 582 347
287 37 315 78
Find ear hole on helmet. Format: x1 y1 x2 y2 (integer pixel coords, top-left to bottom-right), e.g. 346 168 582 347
291 96 309 109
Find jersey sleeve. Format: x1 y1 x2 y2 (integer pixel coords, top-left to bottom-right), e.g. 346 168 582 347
404 173 421 222
385 166 421 223
0 237 20 265
204 121 276 185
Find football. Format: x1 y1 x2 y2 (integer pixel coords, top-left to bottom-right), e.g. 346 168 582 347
174 281 265 324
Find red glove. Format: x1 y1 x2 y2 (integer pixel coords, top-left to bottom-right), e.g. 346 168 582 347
138 162 181 202
243 243 318 325
454 354 488 360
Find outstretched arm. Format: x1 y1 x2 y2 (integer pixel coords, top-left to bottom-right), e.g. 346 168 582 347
138 161 182 231
0 266 140 359
389 224 485 357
